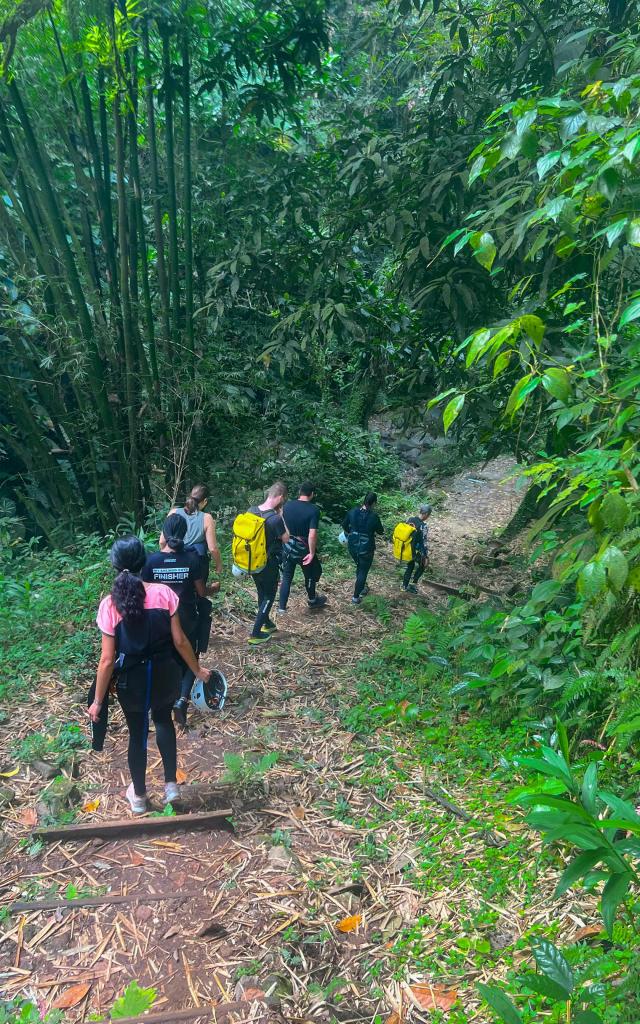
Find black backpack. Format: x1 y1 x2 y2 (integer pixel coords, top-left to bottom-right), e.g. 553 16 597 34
347 508 373 557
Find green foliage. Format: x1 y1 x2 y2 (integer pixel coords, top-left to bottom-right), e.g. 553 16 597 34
110 982 157 1020
222 751 278 790
13 723 87 768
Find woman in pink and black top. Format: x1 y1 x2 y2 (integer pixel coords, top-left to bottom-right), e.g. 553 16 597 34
87 536 210 814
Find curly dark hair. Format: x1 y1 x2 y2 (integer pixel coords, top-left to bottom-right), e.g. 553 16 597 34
110 536 147 623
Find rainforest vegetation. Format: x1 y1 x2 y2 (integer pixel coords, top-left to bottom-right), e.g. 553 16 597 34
1 0 640 1021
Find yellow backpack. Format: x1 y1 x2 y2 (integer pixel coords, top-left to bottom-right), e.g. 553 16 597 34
232 511 271 574
392 521 417 562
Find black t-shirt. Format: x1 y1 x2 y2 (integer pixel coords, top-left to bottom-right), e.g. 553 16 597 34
249 506 286 562
407 516 428 556
141 549 202 614
282 499 320 541
343 506 384 551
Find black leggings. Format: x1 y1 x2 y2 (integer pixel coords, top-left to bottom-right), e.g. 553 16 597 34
403 557 426 587
122 704 177 797
350 551 374 599
252 561 279 637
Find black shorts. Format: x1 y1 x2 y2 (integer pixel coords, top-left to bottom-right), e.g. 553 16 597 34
115 658 181 714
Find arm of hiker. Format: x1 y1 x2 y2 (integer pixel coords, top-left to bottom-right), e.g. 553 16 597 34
204 514 223 573
171 614 210 682
375 514 384 535
303 527 318 565
342 513 351 534
88 633 116 722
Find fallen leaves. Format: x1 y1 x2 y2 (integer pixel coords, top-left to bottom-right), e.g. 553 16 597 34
52 982 91 1009
409 984 458 1013
574 924 603 941
0 766 20 777
129 850 144 866
82 798 100 813
176 768 187 783
336 913 362 933
385 1014 402 1024
291 805 305 820
18 807 37 826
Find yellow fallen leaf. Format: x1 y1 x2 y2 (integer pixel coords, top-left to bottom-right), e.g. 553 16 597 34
82 798 100 813
337 913 362 933
176 768 187 783
0 767 19 777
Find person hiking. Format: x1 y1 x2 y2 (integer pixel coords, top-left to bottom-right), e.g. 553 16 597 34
342 492 383 604
161 484 222 654
237 482 289 645
142 514 224 725
400 503 432 593
277 481 327 614
87 536 211 814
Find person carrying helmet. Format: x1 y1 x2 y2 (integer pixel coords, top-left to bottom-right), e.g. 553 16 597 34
142 514 225 725
277 481 327 615
87 536 211 814
342 492 384 604
161 484 223 654
401 503 432 593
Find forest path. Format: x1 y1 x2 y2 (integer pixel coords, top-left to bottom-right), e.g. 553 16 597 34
2 458 597 1024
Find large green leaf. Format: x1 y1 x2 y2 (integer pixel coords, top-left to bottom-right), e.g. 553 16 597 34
537 151 561 179
556 848 604 896
443 394 465 434
627 219 640 247
600 545 629 592
519 314 545 345
476 983 523 1024
505 374 538 417
465 329 493 367
574 1013 604 1024
542 368 571 403
521 972 570 1002
599 492 629 532
493 349 513 377
470 231 497 271
601 871 632 935
577 561 607 599
531 939 574 995
619 294 640 327
580 763 598 817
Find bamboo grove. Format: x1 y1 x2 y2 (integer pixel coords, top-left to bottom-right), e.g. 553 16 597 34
0 0 327 539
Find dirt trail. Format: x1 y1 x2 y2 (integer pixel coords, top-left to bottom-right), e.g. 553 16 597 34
1 459 593 1023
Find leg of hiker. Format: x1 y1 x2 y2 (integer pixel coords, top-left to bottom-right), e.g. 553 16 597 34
121 708 148 798
152 704 177 784
413 556 427 585
402 561 416 590
354 552 374 599
278 556 295 611
87 681 109 751
196 595 212 653
303 555 326 606
251 561 279 638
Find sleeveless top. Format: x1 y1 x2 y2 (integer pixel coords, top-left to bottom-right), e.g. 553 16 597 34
174 508 206 552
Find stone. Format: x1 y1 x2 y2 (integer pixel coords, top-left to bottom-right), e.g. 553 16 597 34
266 844 301 872
32 760 58 780
0 785 16 806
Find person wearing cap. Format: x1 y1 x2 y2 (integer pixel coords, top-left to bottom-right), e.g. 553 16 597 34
402 504 432 593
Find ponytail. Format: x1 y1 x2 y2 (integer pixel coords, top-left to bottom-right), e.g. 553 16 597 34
162 512 187 551
109 536 147 624
184 483 209 515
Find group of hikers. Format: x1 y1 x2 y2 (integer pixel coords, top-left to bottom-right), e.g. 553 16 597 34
87 481 432 814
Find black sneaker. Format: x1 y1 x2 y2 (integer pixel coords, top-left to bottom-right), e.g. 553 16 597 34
308 594 328 608
173 697 188 727
403 584 418 593
360 585 370 596
351 596 362 605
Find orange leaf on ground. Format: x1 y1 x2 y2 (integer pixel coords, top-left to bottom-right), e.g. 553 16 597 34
52 983 91 1009
410 985 458 1012
385 1013 402 1024
397 700 410 713
239 987 265 1002
18 807 37 826
176 768 187 783
291 805 305 820
129 851 144 866
82 798 100 813
574 924 603 941
337 914 362 933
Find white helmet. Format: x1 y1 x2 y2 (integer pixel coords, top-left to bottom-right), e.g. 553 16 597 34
191 671 228 712
231 563 245 578
338 530 348 545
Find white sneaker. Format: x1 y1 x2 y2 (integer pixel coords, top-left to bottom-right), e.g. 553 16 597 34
126 782 148 814
276 607 288 615
164 782 181 805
